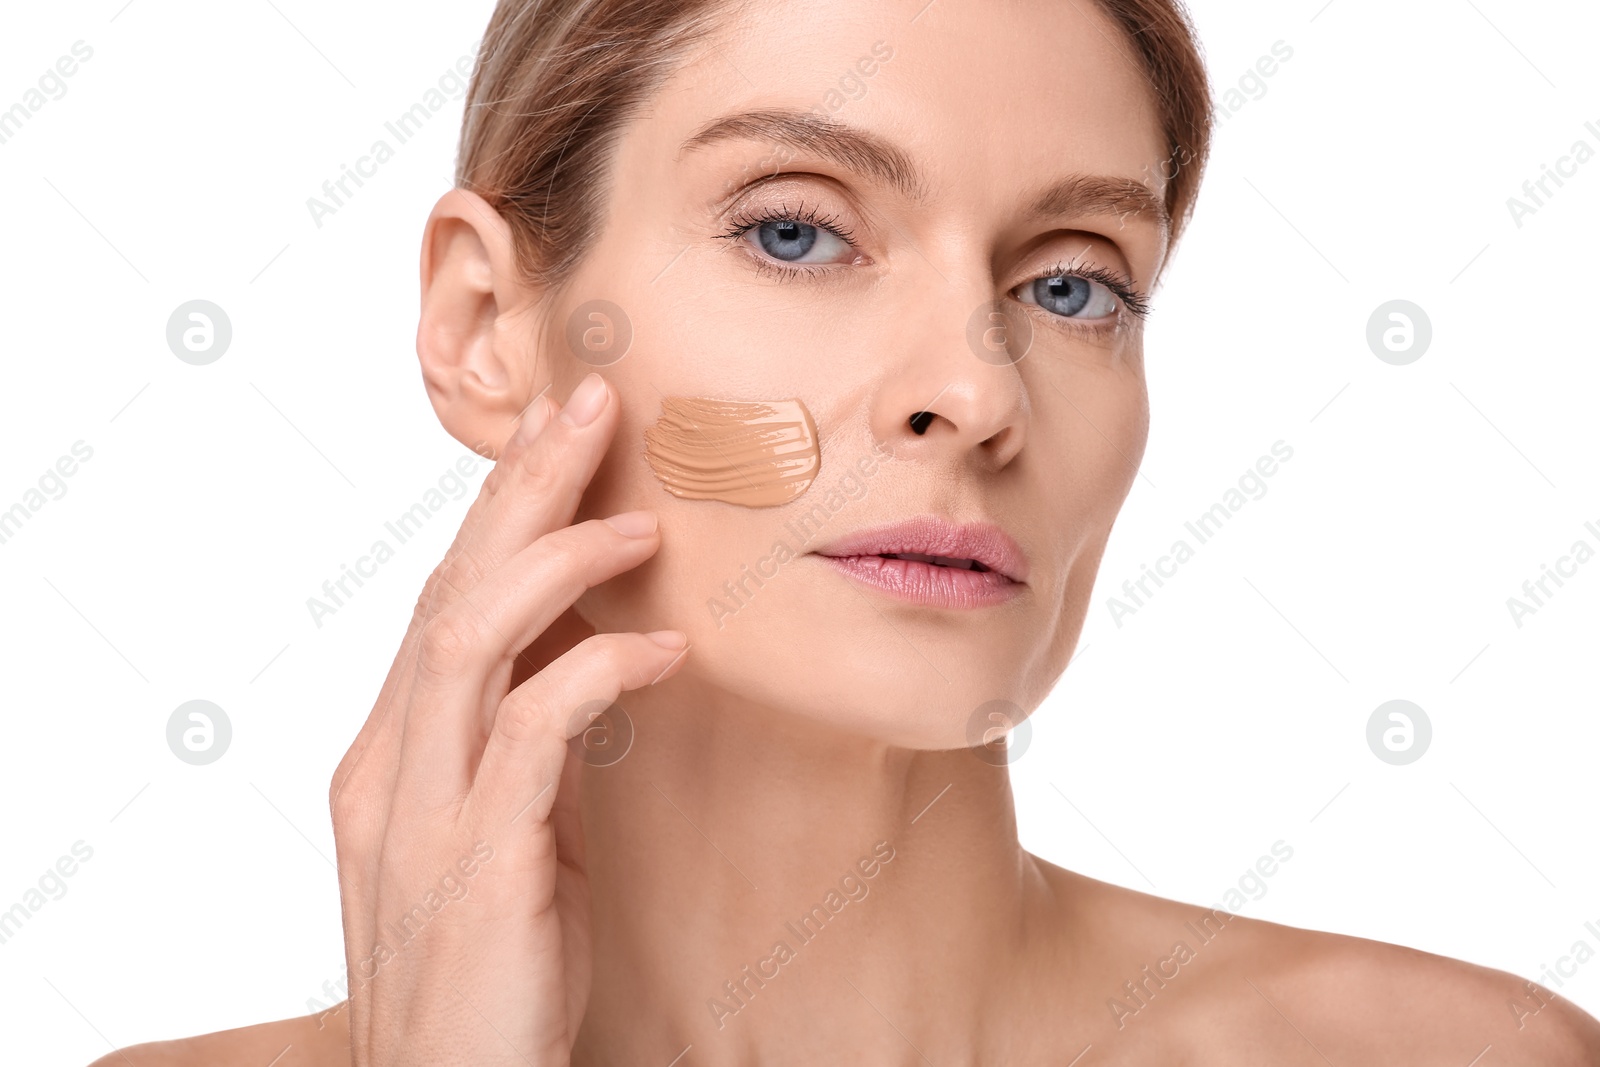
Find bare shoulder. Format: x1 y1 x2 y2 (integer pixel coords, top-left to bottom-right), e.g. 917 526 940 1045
1030 859 1600 1066
1207 922 1600 1066
86 1004 349 1067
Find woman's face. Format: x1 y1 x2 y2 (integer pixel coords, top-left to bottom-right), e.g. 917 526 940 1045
517 0 1170 748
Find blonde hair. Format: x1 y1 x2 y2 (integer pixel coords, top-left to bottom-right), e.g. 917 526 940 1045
456 0 1211 290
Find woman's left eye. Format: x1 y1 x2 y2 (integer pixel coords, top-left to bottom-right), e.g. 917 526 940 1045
743 219 852 264
1015 273 1120 320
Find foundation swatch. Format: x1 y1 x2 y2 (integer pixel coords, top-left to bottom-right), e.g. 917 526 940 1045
644 397 820 507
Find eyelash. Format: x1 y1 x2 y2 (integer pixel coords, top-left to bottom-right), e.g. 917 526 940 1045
1032 259 1152 321
717 203 1151 321
715 200 857 282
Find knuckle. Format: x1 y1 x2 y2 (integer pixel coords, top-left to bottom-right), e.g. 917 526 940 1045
481 462 507 497
411 564 452 628
575 632 632 676
517 445 562 497
493 689 553 748
416 608 479 680
328 747 363 814
436 546 482 597
537 529 590 576
328 774 374 844
328 778 360 829
410 573 438 627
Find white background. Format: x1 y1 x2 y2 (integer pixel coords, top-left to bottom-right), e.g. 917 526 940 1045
1 0 1596 1062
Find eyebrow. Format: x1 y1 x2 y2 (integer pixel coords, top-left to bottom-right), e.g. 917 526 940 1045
681 107 926 202
680 106 1170 238
1024 174 1170 243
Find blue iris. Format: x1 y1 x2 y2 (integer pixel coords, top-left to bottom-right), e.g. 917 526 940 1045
1031 275 1092 317
757 220 818 261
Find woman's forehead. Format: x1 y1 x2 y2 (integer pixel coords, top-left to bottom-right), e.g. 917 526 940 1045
639 0 1170 186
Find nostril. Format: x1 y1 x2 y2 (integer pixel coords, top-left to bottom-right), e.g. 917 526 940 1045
909 411 934 435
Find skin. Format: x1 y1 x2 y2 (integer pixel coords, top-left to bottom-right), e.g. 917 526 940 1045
92 0 1600 1064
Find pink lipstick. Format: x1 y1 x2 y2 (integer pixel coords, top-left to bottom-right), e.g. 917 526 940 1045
810 517 1027 608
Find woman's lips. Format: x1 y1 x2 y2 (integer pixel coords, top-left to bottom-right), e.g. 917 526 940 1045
810 518 1028 608
815 554 1022 607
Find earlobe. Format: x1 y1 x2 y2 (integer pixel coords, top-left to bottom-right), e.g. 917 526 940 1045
416 188 545 459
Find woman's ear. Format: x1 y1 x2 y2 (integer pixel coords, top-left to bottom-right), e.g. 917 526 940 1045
417 188 547 459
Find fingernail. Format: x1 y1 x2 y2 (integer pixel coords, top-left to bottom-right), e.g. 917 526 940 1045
603 510 657 538
560 373 608 427
645 630 687 650
512 393 553 448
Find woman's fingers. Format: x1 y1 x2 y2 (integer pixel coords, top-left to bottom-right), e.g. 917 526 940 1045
469 630 689 827
327 376 586 1055
327 390 560 817
340 369 608 811
328 372 593 848
393 514 667 804
328 394 559 1055
328 371 674 1063
427 372 618 626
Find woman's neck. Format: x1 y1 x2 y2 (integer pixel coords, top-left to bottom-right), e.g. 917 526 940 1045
573 674 1053 1063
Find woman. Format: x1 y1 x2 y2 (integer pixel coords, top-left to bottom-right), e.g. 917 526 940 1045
97 0 1600 1062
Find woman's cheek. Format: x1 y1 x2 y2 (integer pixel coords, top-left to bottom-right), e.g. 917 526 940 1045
643 396 820 508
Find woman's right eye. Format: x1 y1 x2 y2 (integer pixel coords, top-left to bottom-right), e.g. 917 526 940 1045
743 218 854 265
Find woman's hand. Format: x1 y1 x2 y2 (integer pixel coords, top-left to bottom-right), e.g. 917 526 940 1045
327 372 685 1065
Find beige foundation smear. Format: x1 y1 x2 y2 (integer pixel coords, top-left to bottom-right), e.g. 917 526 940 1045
643 397 820 507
